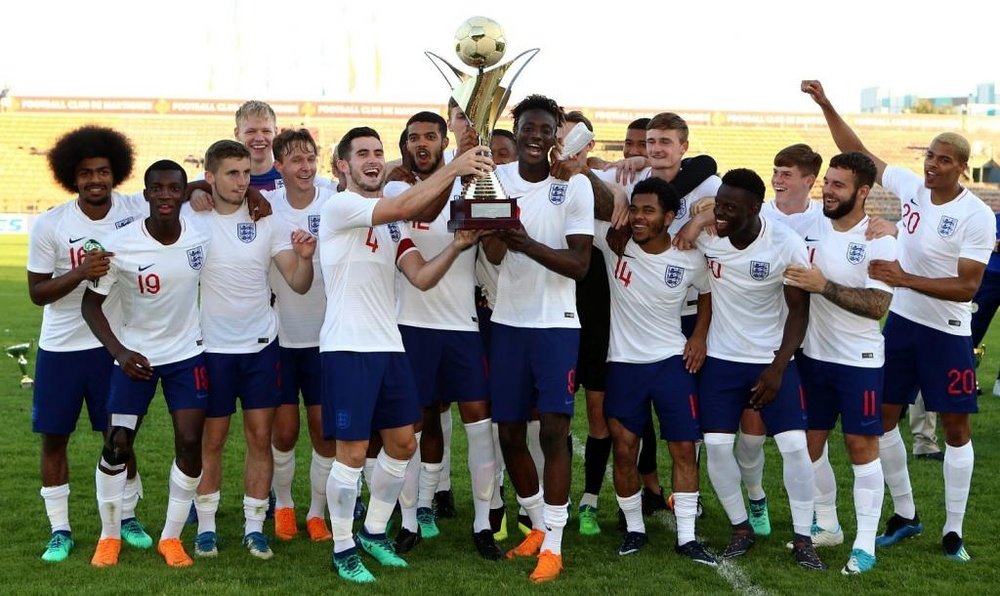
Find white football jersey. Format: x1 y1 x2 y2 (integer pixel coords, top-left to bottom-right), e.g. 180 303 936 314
882 166 995 335
697 217 809 364
385 179 478 331
185 203 291 353
800 214 896 367
94 217 209 366
318 191 417 352
26 193 145 351
267 186 333 348
491 163 594 329
595 221 709 363
761 199 823 237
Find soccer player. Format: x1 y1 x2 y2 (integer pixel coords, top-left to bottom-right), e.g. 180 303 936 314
383 111 501 560
696 169 823 570
783 152 895 574
82 160 211 568
598 177 716 564
740 143 824 536
489 129 517 166
804 80 995 561
26 126 150 563
320 127 491 583
233 100 283 191
266 129 338 543
188 140 316 561
481 94 595 583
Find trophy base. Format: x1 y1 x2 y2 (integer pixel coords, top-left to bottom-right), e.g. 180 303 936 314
447 198 520 232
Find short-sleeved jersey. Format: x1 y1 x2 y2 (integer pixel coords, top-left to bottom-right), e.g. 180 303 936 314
93 217 209 366
696 217 809 364
799 212 897 367
594 221 709 363
267 186 333 348
26 193 145 351
761 199 823 237
184 203 291 353
318 191 418 352
384 179 478 331
624 169 721 234
491 163 594 329
883 166 995 335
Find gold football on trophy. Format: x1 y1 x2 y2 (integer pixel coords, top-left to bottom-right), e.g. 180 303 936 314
454 16 506 69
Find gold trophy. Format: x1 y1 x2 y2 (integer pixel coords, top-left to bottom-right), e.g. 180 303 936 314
425 16 538 231
6 341 33 388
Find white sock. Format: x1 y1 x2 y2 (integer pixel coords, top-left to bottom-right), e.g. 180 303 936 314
704 433 748 525
527 420 544 490
813 443 839 530
364 451 408 536
465 419 496 532
122 473 143 520
878 426 916 519
162 461 200 541
673 491 699 545
327 460 362 553
516 489 545 530
616 490 645 534
195 491 221 535
736 432 767 501
271 446 296 510
540 502 569 555
40 484 71 533
774 430 814 536
243 495 268 535
437 408 453 492
852 459 883 554
399 433 421 532
418 461 443 510
943 440 974 537
580 493 599 509
96 459 127 539
490 423 505 509
308 450 334 521
363 457 377 489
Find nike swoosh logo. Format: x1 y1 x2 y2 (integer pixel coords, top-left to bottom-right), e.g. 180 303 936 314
69 236 85 243
138 264 154 272
622 252 638 259
909 198 918 206
804 236 819 242
704 255 719 259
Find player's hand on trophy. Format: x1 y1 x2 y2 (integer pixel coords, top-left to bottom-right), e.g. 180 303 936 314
117 349 154 381
453 229 484 251
451 145 494 177
497 223 533 253
290 229 317 259
801 80 830 107
79 248 114 282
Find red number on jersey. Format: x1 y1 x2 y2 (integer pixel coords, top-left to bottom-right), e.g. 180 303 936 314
946 369 976 395
137 273 161 294
566 369 576 395
614 257 632 287
68 246 86 269
707 259 722 279
365 228 379 253
412 221 430 231
807 246 817 264
901 203 921 234
193 365 209 391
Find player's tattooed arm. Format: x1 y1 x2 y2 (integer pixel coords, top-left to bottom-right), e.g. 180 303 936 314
821 282 892 320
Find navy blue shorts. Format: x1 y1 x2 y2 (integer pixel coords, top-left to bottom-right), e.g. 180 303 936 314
882 313 977 414
204 340 281 417
489 324 578 423
320 351 421 441
604 357 701 442
32 346 112 435
699 357 807 434
797 354 882 436
278 346 322 407
108 353 209 416
399 325 489 407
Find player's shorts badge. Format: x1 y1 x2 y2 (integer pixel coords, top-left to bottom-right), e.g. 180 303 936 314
336 410 351 429
664 265 685 288
387 222 402 242
308 214 320 235
750 260 770 280
237 222 256 243
187 246 205 270
846 242 866 265
549 183 568 205
937 216 958 238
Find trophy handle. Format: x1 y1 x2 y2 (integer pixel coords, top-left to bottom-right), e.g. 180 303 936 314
494 48 540 110
424 51 470 91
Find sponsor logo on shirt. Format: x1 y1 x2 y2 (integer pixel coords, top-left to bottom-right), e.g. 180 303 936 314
749 260 770 281
549 183 568 205
664 265 685 288
937 216 958 238
308 214 320 235
115 216 135 229
846 242 866 265
237 222 256 243
187 246 205 270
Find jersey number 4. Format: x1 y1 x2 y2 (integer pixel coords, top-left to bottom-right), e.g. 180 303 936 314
614 257 632 287
365 228 379 253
